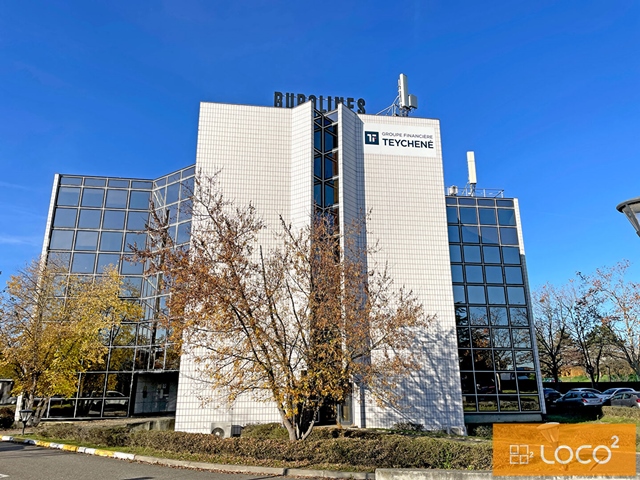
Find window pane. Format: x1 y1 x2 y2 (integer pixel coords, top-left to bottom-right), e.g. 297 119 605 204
463 245 481 263
480 226 499 244
485 266 503 284
500 227 519 245
108 179 129 188
498 209 516 226
489 307 508 325
71 253 95 273
121 260 143 275
474 351 494 371
467 286 486 304
57 187 80 206
520 396 540 411
471 328 490 348
124 232 146 252
510 307 529 326
106 189 128 208
180 177 194 198
483 246 501 264
465 265 483 283
507 287 526 305
324 182 336 206
478 396 498 411
505 266 523 284
324 131 336 150
502 247 521 264
81 188 104 207
446 206 458 224
462 225 480 243
459 207 477 224
448 225 460 242
127 211 148 230
455 306 468 325
121 276 143 297
60 176 82 186
487 286 506 305
100 232 123 252
463 395 476 411
492 328 511 348
53 208 77 228
459 350 472 370
324 158 337 179
512 329 532 348
75 231 99 250
84 178 106 187
97 253 120 272
478 208 497 225
515 350 534 370
177 221 191 245
457 327 471 347
449 245 462 262
50 230 74 250
78 209 101 228
166 183 180 205
451 265 463 283
314 156 322 178
499 396 520 411
132 181 152 189
469 306 488 325
518 373 538 394
103 210 126 230
494 351 514 370
314 183 321 206
453 285 465 304
314 129 322 151
129 191 150 210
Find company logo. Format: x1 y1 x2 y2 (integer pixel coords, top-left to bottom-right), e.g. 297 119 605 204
364 131 379 145
493 423 635 476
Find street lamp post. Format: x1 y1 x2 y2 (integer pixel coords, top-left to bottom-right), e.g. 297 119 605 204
18 409 33 436
616 197 640 236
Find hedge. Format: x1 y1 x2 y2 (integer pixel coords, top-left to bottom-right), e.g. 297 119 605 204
38 423 492 470
602 406 640 421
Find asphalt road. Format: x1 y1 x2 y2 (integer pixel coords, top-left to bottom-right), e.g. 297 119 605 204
0 442 301 480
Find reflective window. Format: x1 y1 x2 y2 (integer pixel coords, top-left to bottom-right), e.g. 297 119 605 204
57 187 80 206
461 374 475 395
492 328 511 348
483 246 501 264
124 232 146 252
478 396 498 412
106 190 128 208
518 373 537 393
108 179 129 188
449 245 462 262
324 182 336 206
494 351 514 370
453 285 465 304
314 183 321 206
502 247 520 264
103 210 126 230
467 285 486 303
463 245 481 263
515 350 534 370
168 172 181 183
60 176 82 186
446 197 456 205
498 209 516 226
121 276 143 297
489 307 508 325
499 396 520 411
127 211 148 230
166 183 180 204
471 328 490 348
446 206 458 224
465 265 483 283
457 327 471 347
469 306 488 325
459 350 472 370
324 156 338 179
448 225 460 242
485 266 503 283
459 198 476 206
507 287 526 305
478 208 497 224
71 253 95 273
100 232 123 252
97 253 120 272
455 306 468 325
497 199 514 207
84 178 106 187
463 394 476 411
314 129 321 150
314 156 322 178
78 209 101 228
177 221 191 245
81 188 104 207
451 265 464 283
512 329 532 348
50 230 74 250
474 351 494 371
478 199 495 206
53 208 77 228
500 227 519 245
462 225 479 243
181 177 194 198
510 307 529 326
459 207 477 224
132 181 152 189
129 191 150 210
324 131 336 150
487 286 506 305
480 227 499 244
121 260 144 275
505 266 523 284
75 231 99 250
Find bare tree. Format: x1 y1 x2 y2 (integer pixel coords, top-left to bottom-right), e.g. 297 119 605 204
135 174 431 441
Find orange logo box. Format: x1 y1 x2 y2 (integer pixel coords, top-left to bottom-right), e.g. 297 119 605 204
493 423 636 476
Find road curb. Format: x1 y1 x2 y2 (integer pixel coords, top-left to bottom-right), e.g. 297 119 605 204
1 435 374 478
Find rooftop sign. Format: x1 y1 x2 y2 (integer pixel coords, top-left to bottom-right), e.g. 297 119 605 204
274 92 366 114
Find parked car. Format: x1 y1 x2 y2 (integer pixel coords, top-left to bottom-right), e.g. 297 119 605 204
566 388 604 397
600 388 635 405
554 391 604 410
543 388 562 404
610 391 640 409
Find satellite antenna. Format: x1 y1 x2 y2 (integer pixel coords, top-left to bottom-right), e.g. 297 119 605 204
467 151 477 196
376 73 419 116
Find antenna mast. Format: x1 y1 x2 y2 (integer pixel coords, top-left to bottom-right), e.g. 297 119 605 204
376 73 419 116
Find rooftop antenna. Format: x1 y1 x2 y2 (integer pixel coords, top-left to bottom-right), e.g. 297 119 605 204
467 151 477 196
376 73 419 116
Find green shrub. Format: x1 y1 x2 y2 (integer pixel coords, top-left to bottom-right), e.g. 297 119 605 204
0 407 15 429
241 423 289 439
393 422 424 432
39 424 129 447
602 406 640 421
470 425 493 439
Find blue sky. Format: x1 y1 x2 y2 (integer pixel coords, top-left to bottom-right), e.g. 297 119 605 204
0 1 638 290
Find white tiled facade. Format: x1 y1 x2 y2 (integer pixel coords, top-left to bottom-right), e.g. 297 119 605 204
175 102 466 433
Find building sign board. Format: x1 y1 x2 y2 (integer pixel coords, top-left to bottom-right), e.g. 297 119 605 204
363 124 437 157
274 92 366 113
